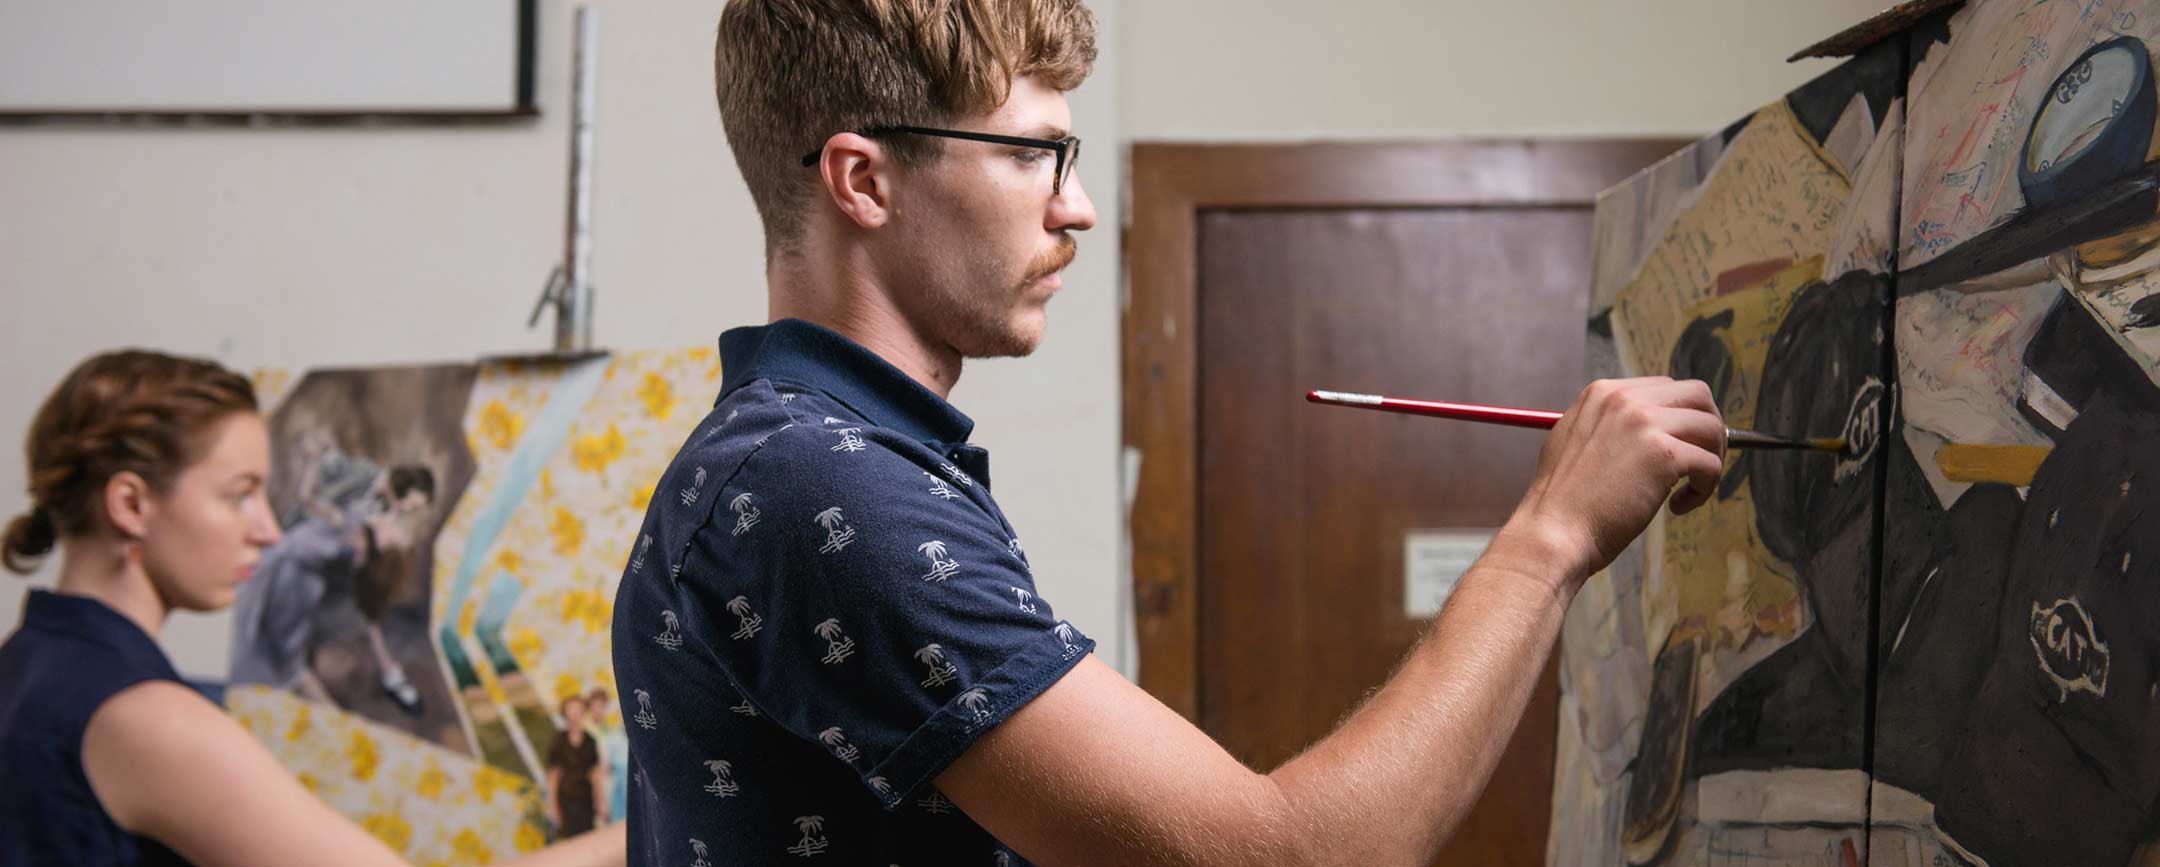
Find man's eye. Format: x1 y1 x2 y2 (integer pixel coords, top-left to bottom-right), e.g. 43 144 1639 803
1014 150 1048 164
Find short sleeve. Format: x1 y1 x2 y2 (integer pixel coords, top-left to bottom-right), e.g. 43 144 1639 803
673 420 1095 808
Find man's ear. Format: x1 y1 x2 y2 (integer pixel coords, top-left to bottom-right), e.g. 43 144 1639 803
103 470 155 540
817 132 893 229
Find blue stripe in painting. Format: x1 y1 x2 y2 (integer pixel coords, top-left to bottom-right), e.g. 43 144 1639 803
474 569 527 672
439 358 609 641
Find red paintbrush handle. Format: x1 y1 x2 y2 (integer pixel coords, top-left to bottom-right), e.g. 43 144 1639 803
1306 390 1563 430
1308 389 1840 453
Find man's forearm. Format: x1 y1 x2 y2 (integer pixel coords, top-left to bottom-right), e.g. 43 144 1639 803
1264 515 1588 865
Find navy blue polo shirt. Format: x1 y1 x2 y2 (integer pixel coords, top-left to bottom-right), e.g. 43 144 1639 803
611 318 1093 866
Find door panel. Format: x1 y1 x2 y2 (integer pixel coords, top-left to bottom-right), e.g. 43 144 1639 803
1197 207 1593 864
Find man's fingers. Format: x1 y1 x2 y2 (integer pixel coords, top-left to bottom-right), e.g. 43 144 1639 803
1667 434 1725 508
1654 406 1728 461
1669 483 1713 516
1569 377 1715 440
1570 376 1670 424
1632 377 1720 414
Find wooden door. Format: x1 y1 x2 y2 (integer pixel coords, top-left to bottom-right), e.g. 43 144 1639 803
1126 141 1687 864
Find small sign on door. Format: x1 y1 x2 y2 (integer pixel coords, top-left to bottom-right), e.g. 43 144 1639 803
1404 529 1496 618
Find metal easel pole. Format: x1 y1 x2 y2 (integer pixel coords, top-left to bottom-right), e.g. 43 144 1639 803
530 5 600 353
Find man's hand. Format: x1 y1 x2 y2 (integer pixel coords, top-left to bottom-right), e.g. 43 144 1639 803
1510 376 1726 582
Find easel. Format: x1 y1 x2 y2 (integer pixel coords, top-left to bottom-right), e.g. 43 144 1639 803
517 5 606 364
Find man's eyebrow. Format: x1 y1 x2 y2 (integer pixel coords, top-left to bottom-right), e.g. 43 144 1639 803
1022 124 1071 140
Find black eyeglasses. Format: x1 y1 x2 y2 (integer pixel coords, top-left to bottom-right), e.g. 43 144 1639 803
799 125 1083 195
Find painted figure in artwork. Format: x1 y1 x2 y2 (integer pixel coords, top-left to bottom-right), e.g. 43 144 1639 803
585 687 629 824
547 694 607 836
229 449 438 716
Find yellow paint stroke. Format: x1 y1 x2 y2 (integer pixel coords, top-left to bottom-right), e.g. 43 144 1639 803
472 764 518 803
1937 444 2051 486
571 425 625 476
514 822 546 853
557 587 612 635
508 627 544 669
450 827 495 866
478 400 525 452
346 730 382 781
554 672 585 703
284 702 313 743
416 756 448 801
549 507 585 558
637 371 679 421
361 811 413 851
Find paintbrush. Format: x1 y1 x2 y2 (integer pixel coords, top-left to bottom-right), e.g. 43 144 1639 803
1306 390 1847 454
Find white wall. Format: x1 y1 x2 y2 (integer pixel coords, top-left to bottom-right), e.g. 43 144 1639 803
1121 0 1893 138
0 0 1125 678
1 0 1888 681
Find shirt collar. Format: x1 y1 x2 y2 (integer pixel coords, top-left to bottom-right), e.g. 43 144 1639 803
717 318 976 447
23 588 150 644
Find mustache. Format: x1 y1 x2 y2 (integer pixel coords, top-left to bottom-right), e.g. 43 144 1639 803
1023 234 1078 282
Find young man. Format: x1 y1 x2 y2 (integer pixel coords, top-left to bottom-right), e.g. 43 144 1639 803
609 2 1727 864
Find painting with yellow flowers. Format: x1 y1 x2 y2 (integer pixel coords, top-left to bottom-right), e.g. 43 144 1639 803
228 347 722 861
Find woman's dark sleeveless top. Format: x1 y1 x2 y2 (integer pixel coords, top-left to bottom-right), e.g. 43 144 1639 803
1 589 192 866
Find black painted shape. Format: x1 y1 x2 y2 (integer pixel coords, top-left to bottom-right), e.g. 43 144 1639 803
1900 170 2160 296
2126 293 2160 330
1787 36 1907 147
1691 624 1866 778
1687 271 1887 785
1620 638 1700 866
1667 309 1752 500
1931 401 2160 867
1718 114 1753 148
1751 272 1887 590
2021 291 2160 439
1903 5 1958 79
1870 439 2023 797
1588 308 1615 339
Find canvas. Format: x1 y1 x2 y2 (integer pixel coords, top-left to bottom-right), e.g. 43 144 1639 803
1887 2 2160 863
1555 34 1904 866
1559 1 2160 864
226 347 720 861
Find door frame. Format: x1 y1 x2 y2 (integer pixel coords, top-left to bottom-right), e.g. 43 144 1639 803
1124 139 1693 719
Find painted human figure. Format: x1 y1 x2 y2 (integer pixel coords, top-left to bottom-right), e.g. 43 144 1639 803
229 459 436 715
584 688 628 824
548 695 605 836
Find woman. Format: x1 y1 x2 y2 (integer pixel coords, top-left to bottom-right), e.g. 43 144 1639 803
0 351 624 867
545 695 602 837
